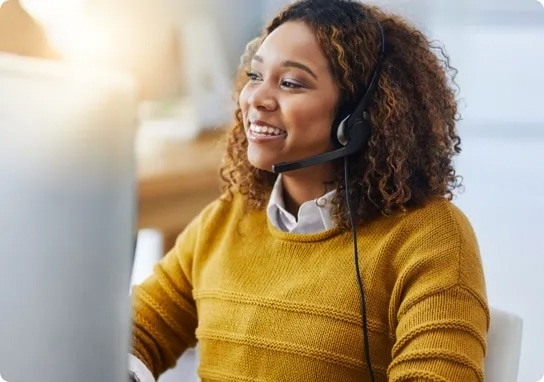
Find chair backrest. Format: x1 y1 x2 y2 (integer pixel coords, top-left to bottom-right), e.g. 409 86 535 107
131 229 165 288
485 306 523 382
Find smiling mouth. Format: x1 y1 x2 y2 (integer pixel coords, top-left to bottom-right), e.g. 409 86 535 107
249 123 286 137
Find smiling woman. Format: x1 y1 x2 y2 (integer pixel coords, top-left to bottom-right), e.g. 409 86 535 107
129 1 489 381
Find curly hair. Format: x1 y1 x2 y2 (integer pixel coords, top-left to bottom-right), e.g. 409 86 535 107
220 0 462 229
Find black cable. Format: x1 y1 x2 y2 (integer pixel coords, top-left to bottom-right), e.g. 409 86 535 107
344 157 374 382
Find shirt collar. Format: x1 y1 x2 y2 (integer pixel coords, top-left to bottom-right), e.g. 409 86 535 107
267 174 336 233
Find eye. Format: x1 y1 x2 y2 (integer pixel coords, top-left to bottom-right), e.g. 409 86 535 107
281 80 304 89
245 71 261 81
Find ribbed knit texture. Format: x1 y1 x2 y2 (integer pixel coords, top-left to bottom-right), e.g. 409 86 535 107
131 192 489 381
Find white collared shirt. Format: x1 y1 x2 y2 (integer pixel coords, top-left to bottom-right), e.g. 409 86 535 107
267 174 336 233
129 176 337 381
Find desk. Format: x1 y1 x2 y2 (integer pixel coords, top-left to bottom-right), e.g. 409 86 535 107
137 129 225 252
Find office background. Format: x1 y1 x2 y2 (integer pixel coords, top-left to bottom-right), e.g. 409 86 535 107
1 0 542 380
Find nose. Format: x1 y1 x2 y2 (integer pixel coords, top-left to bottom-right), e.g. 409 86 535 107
246 82 278 111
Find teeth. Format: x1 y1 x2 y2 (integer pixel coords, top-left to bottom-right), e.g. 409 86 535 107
250 124 284 136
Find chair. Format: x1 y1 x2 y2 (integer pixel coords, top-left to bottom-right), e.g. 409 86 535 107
131 229 164 288
485 307 523 382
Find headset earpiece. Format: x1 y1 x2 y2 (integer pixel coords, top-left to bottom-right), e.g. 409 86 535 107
335 115 351 147
331 105 372 151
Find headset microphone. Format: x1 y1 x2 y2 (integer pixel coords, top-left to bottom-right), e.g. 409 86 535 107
271 110 372 173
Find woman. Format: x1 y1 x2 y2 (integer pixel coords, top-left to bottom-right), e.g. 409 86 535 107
129 0 489 381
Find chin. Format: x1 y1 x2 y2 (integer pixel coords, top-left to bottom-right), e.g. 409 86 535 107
247 153 277 173
248 158 275 173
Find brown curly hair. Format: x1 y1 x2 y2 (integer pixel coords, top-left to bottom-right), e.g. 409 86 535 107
220 0 462 230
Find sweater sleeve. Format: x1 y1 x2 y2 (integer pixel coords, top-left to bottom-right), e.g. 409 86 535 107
130 216 200 379
388 203 490 381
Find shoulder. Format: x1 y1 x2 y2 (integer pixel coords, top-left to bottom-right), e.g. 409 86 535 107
389 197 484 291
181 190 249 238
405 196 477 250
392 197 477 250
200 190 247 222
371 197 476 247
385 198 488 323
168 190 250 257
401 196 473 231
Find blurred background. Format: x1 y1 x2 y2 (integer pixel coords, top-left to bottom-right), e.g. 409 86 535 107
0 0 542 380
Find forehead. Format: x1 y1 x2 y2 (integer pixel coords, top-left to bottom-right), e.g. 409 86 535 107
256 21 329 72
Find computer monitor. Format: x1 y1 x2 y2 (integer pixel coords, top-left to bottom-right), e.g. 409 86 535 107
0 53 137 381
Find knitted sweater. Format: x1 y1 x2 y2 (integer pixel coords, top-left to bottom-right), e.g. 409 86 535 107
131 192 489 381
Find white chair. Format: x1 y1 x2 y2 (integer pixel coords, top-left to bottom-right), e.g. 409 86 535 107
485 307 523 382
131 229 164 288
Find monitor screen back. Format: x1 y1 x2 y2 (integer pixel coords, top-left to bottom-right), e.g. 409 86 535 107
0 53 137 382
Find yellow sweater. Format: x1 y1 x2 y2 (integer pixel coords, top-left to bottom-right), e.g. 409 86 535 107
131 192 489 381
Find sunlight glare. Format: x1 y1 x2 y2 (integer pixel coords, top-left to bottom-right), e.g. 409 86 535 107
20 0 113 64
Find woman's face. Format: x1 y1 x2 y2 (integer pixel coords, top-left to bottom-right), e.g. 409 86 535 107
239 21 340 173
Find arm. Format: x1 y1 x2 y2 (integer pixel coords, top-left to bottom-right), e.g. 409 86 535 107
130 217 200 380
388 203 490 381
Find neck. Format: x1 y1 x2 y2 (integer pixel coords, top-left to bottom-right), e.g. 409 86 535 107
280 163 335 216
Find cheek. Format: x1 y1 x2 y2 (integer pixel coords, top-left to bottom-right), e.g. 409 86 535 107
238 86 250 116
285 98 336 140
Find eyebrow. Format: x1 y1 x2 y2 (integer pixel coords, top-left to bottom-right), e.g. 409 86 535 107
252 54 318 80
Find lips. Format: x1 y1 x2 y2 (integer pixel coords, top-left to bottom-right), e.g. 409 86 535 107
249 123 285 136
247 119 287 141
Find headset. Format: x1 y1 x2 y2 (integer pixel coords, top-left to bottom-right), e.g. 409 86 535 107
272 20 386 382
